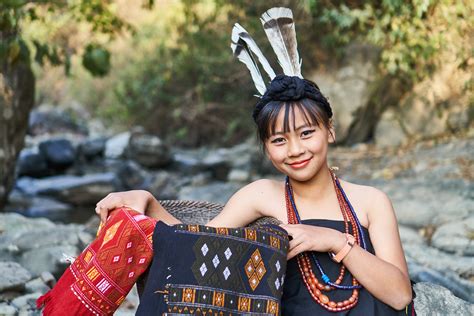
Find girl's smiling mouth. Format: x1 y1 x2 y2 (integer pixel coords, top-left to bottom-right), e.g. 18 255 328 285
287 157 312 169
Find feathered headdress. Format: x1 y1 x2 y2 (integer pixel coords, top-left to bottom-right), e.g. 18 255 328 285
230 7 303 96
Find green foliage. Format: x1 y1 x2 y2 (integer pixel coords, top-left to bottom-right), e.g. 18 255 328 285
306 0 472 81
82 44 111 77
0 0 129 76
109 1 256 145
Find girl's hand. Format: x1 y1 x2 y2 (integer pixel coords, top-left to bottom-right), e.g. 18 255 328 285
95 190 151 223
279 224 346 260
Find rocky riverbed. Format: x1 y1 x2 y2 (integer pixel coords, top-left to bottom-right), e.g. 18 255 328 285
0 106 472 315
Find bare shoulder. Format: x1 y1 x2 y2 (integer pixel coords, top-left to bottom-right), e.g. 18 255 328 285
237 178 286 218
339 180 394 225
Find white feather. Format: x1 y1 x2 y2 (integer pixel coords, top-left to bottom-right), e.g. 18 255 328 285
231 43 267 95
260 7 302 77
232 23 276 80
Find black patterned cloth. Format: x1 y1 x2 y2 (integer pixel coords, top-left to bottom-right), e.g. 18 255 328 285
137 221 289 315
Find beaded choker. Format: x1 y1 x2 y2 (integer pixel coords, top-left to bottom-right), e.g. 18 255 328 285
285 171 367 312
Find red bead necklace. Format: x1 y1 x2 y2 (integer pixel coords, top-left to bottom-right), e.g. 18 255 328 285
285 171 361 312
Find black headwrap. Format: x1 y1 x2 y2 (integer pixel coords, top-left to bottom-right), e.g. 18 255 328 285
253 75 332 122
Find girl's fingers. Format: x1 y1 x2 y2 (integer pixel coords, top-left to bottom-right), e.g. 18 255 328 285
287 242 306 260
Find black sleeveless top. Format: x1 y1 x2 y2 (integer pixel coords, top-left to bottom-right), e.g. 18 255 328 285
281 219 413 315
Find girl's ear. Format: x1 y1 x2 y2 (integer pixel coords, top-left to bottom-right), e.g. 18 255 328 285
328 120 336 143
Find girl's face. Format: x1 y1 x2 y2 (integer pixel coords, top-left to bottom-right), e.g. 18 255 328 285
264 106 334 182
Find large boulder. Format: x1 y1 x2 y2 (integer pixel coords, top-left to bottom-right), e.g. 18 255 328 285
28 104 88 136
105 132 131 159
431 217 474 256
79 137 106 161
127 133 172 168
307 44 380 141
4 190 72 220
0 262 31 292
38 138 76 170
20 244 79 278
15 173 120 206
374 61 473 147
413 282 473 315
16 148 49 178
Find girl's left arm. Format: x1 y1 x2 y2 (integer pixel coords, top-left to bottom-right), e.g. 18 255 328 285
282 188 412 310
335 188 412 310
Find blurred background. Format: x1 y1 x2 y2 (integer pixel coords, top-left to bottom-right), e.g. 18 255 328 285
0 0 472 315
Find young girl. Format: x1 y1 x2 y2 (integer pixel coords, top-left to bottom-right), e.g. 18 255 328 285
42 7 413 315
94 73 413 314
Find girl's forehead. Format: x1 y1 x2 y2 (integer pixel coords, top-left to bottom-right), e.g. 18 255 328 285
274 106 312 129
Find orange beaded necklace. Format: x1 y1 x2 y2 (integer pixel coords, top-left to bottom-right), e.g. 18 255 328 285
285 171 364 312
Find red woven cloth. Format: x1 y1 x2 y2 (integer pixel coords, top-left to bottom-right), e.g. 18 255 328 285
37 207 157 315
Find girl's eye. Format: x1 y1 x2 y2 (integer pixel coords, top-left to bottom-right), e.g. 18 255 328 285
301 129 315 137
271 137 285 144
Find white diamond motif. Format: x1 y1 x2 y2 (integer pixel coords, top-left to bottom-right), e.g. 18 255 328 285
275 260 281 272
224 247 232 260
223 267 231 280
275 278 280 289
201 244 209 256
200 263 207 276
212 254 220 268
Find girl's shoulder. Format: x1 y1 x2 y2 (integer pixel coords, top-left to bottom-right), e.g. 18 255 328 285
339 179 393 224
241 178 285 193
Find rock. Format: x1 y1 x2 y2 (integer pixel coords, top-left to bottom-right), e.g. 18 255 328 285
116 160 151 190
201 152 231 181
178 181 241 206
127 133 172 168
16 149 49 178
404 243 473 278
20 245 79 278
77 231 94 249
15 173 119 206
408 261 474 303
148 171 180 200
0 262 32 292
39 272 56 288
38 138 76 169
228 169 251 182
14 225 81 252
374 108 408 147
447 107 471 132
79 137 106 160
5 190 72 220
0 213 55 240
308 44 379 141
383 179 472 228
25 278 50 294
0 303 17 316
11 292 42 310
105 132 130 159
399 226 426 245
394 61 472 142
431 217 474 256
28 105 88 136
413 282 473 315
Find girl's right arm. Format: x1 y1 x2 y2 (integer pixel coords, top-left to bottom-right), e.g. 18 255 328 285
95 179 272 227
95 190 181 225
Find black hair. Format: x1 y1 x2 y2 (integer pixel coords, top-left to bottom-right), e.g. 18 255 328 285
255 98 333 147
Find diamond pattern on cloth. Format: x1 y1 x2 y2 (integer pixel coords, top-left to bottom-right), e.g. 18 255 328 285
36 207 157 316
137 222 289 316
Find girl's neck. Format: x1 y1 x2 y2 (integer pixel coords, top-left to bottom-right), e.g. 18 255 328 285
288 166 334 201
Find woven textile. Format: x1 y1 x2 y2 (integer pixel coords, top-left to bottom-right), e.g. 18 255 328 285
37 207 157 316
136 221 289 315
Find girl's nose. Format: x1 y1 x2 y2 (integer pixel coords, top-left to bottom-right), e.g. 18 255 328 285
287 139 305 157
